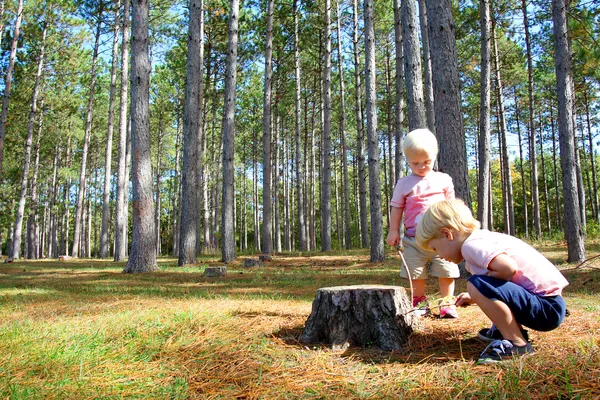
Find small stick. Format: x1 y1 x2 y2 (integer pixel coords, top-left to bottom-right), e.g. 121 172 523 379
396 245 415 306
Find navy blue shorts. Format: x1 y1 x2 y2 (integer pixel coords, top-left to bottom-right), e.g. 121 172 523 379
468 275 566 332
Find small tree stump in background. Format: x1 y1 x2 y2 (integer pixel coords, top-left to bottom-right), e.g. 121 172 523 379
203 266 227 277
244 258 264 268
259 254 272 262
300 285 421 351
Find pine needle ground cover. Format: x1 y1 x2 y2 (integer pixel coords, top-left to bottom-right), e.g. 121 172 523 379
0 243 599 399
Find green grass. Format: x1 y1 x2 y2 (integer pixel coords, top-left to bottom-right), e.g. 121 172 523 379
0 246 599 399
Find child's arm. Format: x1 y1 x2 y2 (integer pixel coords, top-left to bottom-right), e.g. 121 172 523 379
486 254 518 281
386 206 403 247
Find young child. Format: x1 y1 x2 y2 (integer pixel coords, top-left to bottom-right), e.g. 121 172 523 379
416 199 568 364
386 129 459 318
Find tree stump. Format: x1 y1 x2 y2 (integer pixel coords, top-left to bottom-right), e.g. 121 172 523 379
259 254 272 262
244 258 264 268
203 266 227 277
300 285 421 351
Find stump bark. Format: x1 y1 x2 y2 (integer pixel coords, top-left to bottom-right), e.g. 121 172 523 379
244 258 264 268
300 285 421 351
203 266 227 277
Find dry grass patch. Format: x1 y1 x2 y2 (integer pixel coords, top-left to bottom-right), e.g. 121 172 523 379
0 246 599 398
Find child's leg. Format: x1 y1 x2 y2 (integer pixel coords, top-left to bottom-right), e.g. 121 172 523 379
438 277 455 297
412 279 426 298
467 281 527 346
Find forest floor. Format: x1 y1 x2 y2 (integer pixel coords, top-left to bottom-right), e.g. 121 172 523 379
0 240 599 399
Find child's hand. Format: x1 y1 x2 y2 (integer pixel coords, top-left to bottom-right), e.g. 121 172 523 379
455 292 472 307
386 231 400 247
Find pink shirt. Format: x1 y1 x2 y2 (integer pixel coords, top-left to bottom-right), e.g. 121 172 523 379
462 229 569 296
390 171 455 236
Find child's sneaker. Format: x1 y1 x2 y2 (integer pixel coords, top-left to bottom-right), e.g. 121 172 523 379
478 324 529 342
412 296 428 316
476 339 534 364
439 305 458 319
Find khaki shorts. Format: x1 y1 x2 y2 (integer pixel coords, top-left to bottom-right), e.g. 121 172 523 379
400 235 459 279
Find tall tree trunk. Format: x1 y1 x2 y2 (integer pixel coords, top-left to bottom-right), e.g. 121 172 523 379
393 0 405 182
538 120 551 234
477 0 491 230
114 0 131 262
262 0 274 256
171 109 182 256
514 92 529 237
294 0 307 252
123 0 158 273
402 0 426 130
491 19 514 235
100 1 121 258
253 116 261 252
274 99 282 252
583 89 599 224
221 0 240 263
550 104 562 229
336 0 351 249
49 144 60 258
418 0 435 132
0 0 6 52
574 128 586 230
426 0 470 203
551 0 585 262
364 0 384 262
72 5 104 258
12 20 46 260
178 0 204 266
354 0 368 248
522 0 542 238
0 0 23 179
27 107 43 260
321 0 332 251
155 121 164 255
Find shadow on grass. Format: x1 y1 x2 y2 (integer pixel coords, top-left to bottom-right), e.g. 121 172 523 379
270 323 483 365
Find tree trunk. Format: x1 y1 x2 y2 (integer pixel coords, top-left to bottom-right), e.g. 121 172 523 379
514 92 529 237
27 108 43 260
393 0 405 182
114 0 131 262
49 145 59 258
72 5 103 258
12 20 46 260
100 1 121 258
477 0 491 230
426 0 471 204
123 0 158 273
253 117 261 252
221 0 240 263
274 98 282 252
178 0 204 266
551 0 585 262
550 104 562 229
336 0 351 249
300 285 421 351
0 0 23 179
418 0 435 132
155 122 164 255
294 0 307 252
262 0 274 256
402 0 426 130
538 120 551 234
522 0 542 238
364 0 384 262
583 89 599 224
321 0 332 252
491 20 514 235
354 0 368 249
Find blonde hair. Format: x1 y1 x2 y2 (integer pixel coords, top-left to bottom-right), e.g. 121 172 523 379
416 199 480 250
403 129 439 158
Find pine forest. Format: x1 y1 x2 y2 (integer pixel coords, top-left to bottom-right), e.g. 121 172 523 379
0 0 599 271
